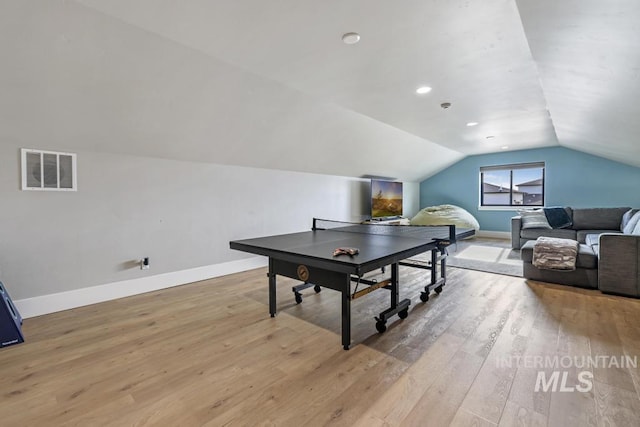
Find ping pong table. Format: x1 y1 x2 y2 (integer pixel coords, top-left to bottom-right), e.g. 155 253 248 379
229 219 474 350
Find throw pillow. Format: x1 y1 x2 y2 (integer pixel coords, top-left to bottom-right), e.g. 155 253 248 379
632 216 640 236
519 210 552 229
620 208 640 232
623 210 640 234
544 207 572 229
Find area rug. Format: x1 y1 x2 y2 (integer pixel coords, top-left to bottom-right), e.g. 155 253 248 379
446 237 523 277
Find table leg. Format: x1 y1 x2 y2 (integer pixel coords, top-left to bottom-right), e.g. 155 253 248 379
374 262 410 333
391 262 399 308
440 247 447 284
431 248 438 285
268 258 276 317
342 275 351 350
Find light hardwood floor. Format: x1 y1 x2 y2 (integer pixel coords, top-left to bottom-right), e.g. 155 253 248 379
1 265 640 426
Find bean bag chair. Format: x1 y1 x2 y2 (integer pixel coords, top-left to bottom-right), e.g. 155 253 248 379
410 204 480 231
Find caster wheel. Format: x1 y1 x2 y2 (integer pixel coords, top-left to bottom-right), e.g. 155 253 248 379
295 293 302 304
435 285 443 294
420 292 429 302
376 320 387 333
398 309 409 319
314 285 321 293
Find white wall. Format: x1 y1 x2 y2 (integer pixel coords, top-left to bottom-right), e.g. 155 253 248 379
0 143 419 317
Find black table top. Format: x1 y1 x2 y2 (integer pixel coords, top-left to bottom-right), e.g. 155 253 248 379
230 224 474 275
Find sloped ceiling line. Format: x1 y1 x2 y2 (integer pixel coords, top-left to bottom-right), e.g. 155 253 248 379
2 0 637 185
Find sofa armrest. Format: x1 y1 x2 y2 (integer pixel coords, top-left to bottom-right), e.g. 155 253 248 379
598 233 640 297
511 216 523 249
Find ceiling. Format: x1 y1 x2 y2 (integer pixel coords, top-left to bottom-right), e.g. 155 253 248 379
1 0 639 182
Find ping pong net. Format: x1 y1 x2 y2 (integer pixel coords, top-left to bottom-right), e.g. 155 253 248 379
312 218 457 243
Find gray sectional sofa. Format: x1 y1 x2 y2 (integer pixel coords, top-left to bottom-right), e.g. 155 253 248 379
511 207 640 297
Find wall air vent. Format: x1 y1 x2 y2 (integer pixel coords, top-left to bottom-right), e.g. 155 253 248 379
21 149 77 191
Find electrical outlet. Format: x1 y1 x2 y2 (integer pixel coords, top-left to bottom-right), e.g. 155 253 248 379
141 257 150 270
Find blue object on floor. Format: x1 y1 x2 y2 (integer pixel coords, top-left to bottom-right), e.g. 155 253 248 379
0 281 24 348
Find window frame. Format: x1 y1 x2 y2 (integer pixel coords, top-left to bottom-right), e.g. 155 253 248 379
479 162 545 209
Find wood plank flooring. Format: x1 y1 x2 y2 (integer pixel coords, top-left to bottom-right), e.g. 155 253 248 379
1 265 640 426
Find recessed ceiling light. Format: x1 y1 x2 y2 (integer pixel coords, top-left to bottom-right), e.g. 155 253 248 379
342 32 360 44
501 145 509 150
416 86 432 95
466 122 479 127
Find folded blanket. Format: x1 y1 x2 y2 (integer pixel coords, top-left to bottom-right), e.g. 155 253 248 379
533 237 579 271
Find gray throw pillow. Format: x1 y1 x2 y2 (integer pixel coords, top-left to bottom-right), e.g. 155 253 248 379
519 210 552 229
621 208 640 232
623 210 640 234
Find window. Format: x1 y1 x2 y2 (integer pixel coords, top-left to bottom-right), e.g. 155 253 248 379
480 162 544 207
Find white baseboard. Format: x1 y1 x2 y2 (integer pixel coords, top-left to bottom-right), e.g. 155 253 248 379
13 231 512 319
14 257 267 319
476 230 511 239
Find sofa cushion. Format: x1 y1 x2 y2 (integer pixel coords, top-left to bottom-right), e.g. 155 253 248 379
623 210 640 234
620 209 640 232
584 232 618 257
519 210 552 229
576 244 598 269
576 229 621 244
521 241 597 269
584 234 600 247
521 228 576 241
571 207 629 230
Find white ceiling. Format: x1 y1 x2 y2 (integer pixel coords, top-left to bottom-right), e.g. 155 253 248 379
1 0 639 182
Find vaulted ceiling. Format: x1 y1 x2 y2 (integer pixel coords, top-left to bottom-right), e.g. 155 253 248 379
1 0 639 182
